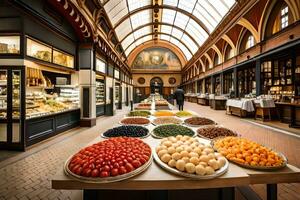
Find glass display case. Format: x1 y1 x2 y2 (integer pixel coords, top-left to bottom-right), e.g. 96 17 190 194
96 77 105 105
115 83 120 104
0 36 20 54
53 49 74 68
237 66 256 97
0 70 7 119
26 38 52 62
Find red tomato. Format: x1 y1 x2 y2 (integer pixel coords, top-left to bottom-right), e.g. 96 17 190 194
125 163 134 172
82 168 91 177
132 160 142 168
119 166 127 174
111 168 119 176
100 171 109 178
91 169 99 177
74 167 82 175
102 165 110 172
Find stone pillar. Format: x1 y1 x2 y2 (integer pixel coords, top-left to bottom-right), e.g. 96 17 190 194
220 72 224 95
78 43 96 127
211 76 214 94
233 68 238 97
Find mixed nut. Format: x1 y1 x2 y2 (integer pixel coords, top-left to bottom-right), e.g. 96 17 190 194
153 117 182 125
197 126 237 139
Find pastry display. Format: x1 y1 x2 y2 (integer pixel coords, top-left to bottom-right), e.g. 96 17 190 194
152 124 195 138
66 137 152 181
213 137 287 169
153 111 175 117
155 100 169 106
197 126 237 139
184 117 216 126
127 110 151 117
154 135 228 178
152 117 182 125
102 125 149 138
175 111 194 118
96 79 105 105
120 117 150 126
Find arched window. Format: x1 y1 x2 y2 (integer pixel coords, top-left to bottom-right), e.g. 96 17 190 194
224 44 234 61
213 53 219 66
246 35 255 49
265 1 293 38
239 31 256 53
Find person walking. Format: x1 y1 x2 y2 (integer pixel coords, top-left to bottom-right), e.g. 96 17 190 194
174 87 185 111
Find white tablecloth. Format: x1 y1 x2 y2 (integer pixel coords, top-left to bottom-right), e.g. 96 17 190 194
226 99 255 112
254 99 275 108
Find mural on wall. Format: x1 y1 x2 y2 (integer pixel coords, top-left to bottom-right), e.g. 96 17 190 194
132 47 181 70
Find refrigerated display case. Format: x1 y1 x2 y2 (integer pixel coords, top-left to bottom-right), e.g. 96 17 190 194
96 75 105 116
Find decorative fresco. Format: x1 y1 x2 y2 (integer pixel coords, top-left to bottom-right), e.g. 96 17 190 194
132 47 181 70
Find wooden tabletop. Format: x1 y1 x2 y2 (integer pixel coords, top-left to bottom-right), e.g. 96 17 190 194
275 102 300 107
52 124 300 190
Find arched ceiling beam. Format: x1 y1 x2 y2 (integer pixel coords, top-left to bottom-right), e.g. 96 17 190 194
119 22 200 48
124 32 193 58
221 34 237 55
237 18 259 42
211 44 223 64
203 53 213 69
113 5 210 34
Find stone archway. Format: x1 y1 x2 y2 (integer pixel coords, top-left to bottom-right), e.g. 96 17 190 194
150 77 164 94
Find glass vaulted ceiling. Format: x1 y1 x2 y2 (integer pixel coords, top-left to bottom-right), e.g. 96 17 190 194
104 0 235 60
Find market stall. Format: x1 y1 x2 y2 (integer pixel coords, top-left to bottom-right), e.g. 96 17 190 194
197 94 209 106
275 102 300 128
226 99 255 117
253 99 276 121
210 95 227 110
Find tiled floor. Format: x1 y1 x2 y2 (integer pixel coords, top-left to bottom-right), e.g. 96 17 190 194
0 103 299 200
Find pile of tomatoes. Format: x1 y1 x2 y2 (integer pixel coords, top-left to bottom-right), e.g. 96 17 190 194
68 137 152 178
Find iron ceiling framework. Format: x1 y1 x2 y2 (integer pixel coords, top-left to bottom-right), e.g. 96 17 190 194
103 0 236 61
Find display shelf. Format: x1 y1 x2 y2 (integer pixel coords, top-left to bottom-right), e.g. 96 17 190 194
96 78 105 105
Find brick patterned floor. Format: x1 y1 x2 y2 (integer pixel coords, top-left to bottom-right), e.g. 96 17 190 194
0 103 299 200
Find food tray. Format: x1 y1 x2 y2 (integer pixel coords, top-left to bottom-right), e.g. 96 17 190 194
211 137 287 170
151 116 183 126
184 121 217 128
151 124 197 139
64 153 153 183
197 125 239 140
119 117 151 126
100 128 150 139
153 150 229 179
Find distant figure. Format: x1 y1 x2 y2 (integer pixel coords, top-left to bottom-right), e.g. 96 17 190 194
174 87 185 111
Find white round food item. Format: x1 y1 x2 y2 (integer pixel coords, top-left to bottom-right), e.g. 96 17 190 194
193 147 202 155
176 160 186 171
208 159 219 170
184 146 193 152
158 150 168 158
217 157 226 167
199 155 210 162
215 152 223 159
156 146 164 153
189 152 199 158
205 166 215 175
167 147 176 154
171 152 181 160
168 159 177 167
201 151 208 156
176 146 184 153
161 154 172 163
181 157 190 163
180 150 189 158
190 157 200 165
163 141 172 147
195 165 206 175
176 135 183 140
199 161 208 167
161 138 168 143
185 163 196 174
203 148 214 154
207 153 216 160
168 136 177 143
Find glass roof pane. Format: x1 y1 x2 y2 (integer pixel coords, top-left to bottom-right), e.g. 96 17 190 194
104 0 128 26
160 34 171 41
115 18 132 40
174 12 189 30
178 0 197 13
181 34 198 54
186 19 208 45
201 0 222 21
172 38 192 60
135 35 152 46
125 43 136 56
171 27 183 40
162 9 176 24
193 3 216 32
207 0 228 16
133 26 152 39
163 0 178 7
127 0 152 12
161 25 172 34
130 10 152 29
121 34 135 50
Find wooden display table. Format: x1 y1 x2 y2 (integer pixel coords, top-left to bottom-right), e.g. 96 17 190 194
275 102 300 128
197 97 209 106
210 99 227 110
226 99 255 118
52 136 300 200
190 96 198 103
